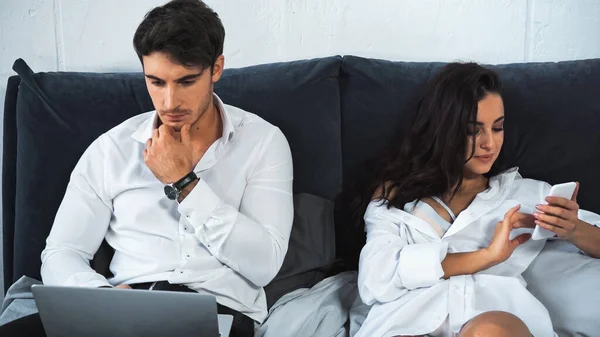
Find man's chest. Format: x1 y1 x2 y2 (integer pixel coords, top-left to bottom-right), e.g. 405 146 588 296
105 155 247 226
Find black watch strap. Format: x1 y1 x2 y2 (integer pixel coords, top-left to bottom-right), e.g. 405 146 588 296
173 171 198 191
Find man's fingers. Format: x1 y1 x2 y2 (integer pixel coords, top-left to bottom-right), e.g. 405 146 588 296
158 124 175 138
153 128 159 139
180 124 192 143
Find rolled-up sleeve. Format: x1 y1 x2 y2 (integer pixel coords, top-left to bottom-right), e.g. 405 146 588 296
178 128 294 287
398 242 448 290
358 201 448 306
579 209 600 228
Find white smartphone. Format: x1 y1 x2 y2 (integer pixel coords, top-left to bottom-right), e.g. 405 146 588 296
531 182 577 240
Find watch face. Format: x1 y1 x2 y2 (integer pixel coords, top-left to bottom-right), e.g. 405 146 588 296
164 185 178 200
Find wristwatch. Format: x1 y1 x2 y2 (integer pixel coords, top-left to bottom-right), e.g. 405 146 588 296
164 171 198 200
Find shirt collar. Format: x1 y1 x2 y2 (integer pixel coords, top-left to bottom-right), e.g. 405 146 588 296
477 166 520 201
131 93 235 145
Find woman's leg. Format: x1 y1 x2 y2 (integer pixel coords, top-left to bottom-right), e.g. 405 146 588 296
458 311 531 337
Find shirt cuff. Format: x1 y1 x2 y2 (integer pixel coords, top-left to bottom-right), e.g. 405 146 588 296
398 242 448 290
578 209 600 228
177 178 221 227
64 272 112 288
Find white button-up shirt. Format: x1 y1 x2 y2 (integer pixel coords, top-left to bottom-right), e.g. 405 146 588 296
41 95 294 322
355 168 600 337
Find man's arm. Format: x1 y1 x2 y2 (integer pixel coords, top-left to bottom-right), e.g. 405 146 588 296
41 137 113 287
177 129 294 287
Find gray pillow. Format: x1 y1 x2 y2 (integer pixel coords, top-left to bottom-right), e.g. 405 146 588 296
264 193 336 308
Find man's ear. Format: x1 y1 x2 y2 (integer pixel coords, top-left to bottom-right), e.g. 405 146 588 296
211 55 225 83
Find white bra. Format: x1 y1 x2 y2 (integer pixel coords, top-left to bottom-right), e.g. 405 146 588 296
431 196 457 222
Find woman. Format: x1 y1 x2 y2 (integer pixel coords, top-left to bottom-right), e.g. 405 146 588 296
352 63 600 337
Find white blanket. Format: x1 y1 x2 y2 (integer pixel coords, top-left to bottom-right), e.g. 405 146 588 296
256 271 357 337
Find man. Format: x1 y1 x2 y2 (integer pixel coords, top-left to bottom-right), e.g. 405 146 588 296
0 1 294 336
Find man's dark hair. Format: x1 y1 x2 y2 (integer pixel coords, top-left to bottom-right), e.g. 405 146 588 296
133 0 225 70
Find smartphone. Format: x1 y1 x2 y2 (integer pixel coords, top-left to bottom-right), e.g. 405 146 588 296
531 182 577 240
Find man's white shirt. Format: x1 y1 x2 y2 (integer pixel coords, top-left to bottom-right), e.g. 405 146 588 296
41 95 294 322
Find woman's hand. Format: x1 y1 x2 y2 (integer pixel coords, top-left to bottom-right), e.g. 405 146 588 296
534 182 583 241
485 205 532 265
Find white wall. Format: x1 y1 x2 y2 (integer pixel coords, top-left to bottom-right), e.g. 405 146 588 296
0 0 599 293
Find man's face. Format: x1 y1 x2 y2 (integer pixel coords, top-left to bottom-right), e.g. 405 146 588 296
142 52 223 131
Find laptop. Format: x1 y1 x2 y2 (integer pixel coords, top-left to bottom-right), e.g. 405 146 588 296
32 285 233 337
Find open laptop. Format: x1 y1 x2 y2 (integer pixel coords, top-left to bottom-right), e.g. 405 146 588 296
32 285 233 337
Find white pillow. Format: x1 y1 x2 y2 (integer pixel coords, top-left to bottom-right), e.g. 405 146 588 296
522 241 600 337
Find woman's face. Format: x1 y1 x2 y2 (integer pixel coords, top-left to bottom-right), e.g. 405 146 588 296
464 93 505 176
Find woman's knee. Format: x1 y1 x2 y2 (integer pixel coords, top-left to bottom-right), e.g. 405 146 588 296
458 311 531 337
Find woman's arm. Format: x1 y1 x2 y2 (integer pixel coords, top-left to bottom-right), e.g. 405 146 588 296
569 221 600 258
442 205 531 278
358 201 450 305
534 187 600 258
441 250 495 278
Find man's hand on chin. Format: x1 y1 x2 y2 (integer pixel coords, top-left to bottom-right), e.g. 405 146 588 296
143 124 197 184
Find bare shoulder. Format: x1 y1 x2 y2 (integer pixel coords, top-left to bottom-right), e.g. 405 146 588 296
372 181 397 200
